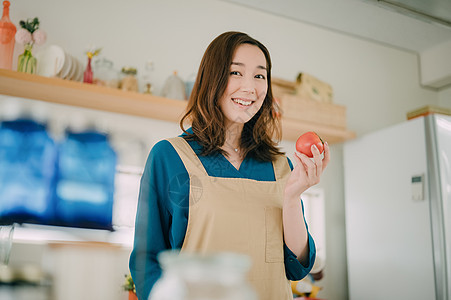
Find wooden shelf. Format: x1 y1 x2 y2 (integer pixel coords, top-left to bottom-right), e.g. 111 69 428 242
0 69 355 143
282 118 355 144
0 69 186 122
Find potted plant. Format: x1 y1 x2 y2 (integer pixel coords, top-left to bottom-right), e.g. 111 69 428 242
123 274 137 300
15 17 46 74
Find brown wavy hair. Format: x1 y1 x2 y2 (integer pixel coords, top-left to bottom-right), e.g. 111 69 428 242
180 31 283 161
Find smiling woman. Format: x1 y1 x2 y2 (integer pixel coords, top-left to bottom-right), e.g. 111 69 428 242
180 31 283 163
129 31 330 300
214 43 270 169
219 44 267 128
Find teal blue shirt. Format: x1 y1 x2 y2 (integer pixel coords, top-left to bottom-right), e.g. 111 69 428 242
130 132 316 300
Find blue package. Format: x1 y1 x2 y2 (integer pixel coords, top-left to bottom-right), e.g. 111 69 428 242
54 130 117 230
0 119 58 225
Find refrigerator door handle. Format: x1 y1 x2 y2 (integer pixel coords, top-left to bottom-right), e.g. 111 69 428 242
425 114 448 300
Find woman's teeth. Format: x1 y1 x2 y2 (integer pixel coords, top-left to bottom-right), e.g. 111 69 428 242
232 98 252 106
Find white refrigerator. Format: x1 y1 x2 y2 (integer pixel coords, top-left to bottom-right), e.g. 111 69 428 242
344 114 451 300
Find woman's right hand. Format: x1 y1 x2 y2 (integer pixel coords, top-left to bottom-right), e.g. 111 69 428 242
284 142 330 203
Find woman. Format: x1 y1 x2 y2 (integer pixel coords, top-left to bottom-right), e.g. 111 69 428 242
129 31 330 300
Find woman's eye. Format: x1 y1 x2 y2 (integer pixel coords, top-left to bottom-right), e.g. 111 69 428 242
230 71 241 76
255 74 266 79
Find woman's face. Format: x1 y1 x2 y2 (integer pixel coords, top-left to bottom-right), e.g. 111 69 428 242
219 44 268 127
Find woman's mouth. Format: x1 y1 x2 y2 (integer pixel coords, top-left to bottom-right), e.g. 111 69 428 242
232 98 253 107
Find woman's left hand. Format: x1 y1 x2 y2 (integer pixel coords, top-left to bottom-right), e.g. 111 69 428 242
284 142 330 203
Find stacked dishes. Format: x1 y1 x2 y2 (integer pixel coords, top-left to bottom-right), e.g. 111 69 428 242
35 45 84 81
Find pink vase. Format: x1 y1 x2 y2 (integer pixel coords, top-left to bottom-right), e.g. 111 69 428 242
0 0 17 70
83 57 93 83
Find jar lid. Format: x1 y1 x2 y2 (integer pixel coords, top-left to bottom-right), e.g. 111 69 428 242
121 67 137 75
95 58 113 68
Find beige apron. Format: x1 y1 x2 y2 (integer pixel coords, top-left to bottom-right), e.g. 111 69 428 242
167 137 293 300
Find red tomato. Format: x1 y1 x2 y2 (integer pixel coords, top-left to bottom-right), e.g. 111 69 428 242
295 132 324 158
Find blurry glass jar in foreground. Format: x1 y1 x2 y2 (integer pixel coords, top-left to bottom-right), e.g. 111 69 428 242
150 250 257 300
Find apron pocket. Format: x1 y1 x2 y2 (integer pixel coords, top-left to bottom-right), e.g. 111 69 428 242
265 207 284 263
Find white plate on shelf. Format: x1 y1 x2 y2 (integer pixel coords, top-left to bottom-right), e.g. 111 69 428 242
35 45 65 77
58 51 72 79
71 57 82 81
66 55 78 81
77 61 85 81
75 59 84 82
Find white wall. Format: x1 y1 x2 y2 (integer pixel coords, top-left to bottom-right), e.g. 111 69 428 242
420 39 451 88
439 86 451 109
5 0 448 299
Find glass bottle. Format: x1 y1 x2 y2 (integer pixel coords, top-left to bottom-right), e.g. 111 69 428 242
142 60 154 95
17 43 36 74
83 57 93 83
144 82 152 94
150 250 258 300
120 67 138 92
93 58 119 88
0 0 16 70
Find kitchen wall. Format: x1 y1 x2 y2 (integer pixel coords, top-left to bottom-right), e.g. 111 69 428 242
439 86 451 108
4 0 448 299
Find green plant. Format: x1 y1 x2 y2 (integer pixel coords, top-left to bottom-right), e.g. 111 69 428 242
123 274 136 293
19 17 40 33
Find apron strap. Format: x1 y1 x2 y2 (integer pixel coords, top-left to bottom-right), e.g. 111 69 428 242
272 155 291 182
166 137 208 177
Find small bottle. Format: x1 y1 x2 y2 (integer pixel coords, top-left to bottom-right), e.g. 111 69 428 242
17 43 36 74
144 82 152 94
0 0 17 70
83 57 93 83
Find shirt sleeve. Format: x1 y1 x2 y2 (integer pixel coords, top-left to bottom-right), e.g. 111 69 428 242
129 140 181 300
283 157 317 281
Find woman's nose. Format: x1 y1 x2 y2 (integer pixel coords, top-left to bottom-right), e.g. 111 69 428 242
241 76 256 94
